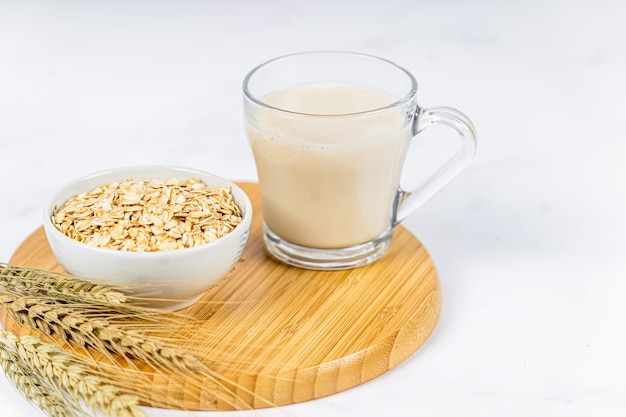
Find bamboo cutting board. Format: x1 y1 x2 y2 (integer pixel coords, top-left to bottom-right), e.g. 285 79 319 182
2 182 441 411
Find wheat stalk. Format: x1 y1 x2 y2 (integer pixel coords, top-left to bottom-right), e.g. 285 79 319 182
0 330 146 417
0 263 131 306
3 294 206 371
0 264 273 410
0 348 86 417
3 294 260 409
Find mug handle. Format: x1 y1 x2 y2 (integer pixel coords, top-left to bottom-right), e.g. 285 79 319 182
393 106 477 225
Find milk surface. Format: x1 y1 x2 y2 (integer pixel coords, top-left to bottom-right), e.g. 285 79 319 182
246 82 411 248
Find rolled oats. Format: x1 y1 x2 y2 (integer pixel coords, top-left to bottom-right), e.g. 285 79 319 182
52 178 242 252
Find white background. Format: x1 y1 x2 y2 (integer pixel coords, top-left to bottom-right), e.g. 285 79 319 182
1 1 625 416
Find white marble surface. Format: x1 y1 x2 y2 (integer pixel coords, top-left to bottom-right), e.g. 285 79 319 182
1 0 626 416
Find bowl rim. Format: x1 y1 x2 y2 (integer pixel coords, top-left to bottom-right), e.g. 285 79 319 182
43 165 253 257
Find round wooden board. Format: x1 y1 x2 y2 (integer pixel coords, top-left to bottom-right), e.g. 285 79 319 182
2 182 441 411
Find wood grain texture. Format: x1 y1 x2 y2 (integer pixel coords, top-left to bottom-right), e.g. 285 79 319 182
2 182 441 411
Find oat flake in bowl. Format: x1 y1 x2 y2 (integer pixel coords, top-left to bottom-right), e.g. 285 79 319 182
52 177 243 252
43 166 253 310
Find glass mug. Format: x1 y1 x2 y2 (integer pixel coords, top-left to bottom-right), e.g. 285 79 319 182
243 51 476 270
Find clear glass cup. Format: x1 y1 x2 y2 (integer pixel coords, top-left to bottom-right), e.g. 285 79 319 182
243 51 477 270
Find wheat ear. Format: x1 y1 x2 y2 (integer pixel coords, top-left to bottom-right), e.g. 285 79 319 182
3 294 266 409
3 294 201 369
0 263 129 306
0 266 273 409
0 330 146 417
0 347 87 417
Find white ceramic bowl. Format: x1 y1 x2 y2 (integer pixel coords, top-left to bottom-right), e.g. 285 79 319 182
43 165 252 310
